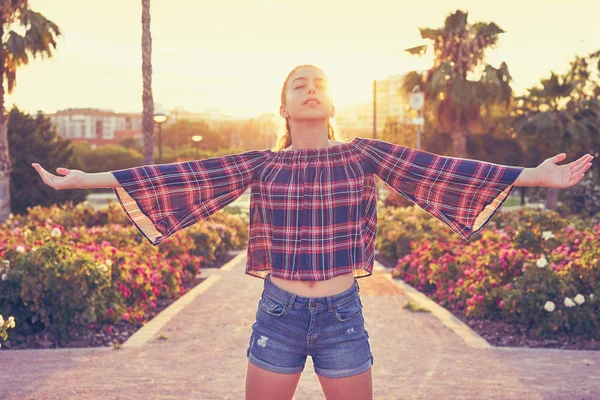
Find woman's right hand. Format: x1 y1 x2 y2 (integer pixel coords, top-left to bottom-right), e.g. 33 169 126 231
32 163 85 190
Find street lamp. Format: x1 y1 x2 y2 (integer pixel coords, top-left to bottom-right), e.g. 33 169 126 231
191 135 203 159
153 113 168 163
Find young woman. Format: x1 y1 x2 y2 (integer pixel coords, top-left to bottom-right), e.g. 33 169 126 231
33 65 593 400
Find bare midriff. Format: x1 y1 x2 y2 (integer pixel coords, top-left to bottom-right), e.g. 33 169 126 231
269 272 355 297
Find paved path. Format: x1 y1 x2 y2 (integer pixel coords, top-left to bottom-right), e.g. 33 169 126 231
1 253 599 399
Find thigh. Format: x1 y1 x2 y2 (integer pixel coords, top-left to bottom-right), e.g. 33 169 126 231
317 367 373 400
245 360 302 400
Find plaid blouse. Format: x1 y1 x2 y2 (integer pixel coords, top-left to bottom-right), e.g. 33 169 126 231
110 137 524 281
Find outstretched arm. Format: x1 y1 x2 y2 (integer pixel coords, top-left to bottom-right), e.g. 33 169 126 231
516 153 594 189
32 163 119 190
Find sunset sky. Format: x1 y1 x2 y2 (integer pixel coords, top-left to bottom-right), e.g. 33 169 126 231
6 0 599 118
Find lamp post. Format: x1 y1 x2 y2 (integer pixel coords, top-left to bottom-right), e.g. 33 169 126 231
153 113 168 163
191 135 203 159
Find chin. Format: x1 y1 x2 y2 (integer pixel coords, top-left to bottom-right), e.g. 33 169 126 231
297 111 329 120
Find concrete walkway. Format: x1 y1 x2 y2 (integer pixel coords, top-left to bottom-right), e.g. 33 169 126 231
1 253 599 399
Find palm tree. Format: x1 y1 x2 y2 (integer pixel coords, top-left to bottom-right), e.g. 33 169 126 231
141 0 154 164
402 10 512 158
0 0 61 221
513 50 600 209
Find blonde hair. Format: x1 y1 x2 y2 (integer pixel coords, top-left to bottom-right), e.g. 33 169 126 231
273 64 345 151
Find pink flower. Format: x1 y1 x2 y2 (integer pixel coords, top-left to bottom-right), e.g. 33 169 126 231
122 313 130 321
499 300 504 308
108 308 115 317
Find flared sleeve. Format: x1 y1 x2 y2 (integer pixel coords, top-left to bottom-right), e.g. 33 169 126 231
110 149 270 246
355 137 524 241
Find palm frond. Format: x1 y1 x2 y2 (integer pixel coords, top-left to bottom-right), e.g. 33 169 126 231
418 28 441 41
405 44 428 56
443 10 468 34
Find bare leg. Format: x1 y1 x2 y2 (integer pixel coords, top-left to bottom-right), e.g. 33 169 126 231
317 367 373 400
245 360 303 400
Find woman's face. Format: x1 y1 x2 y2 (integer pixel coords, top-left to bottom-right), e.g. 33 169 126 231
280 66 334 122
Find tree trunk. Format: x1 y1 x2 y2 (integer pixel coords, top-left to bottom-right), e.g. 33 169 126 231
520 186 526 206
0 19 12 223
545 187 559 210
141 0 154 165
450 128 468 158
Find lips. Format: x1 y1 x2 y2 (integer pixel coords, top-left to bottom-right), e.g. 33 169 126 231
303 97 320 105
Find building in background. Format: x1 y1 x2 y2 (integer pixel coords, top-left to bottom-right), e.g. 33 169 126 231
48 108 142 147
47 106 278 151
335 72 414 140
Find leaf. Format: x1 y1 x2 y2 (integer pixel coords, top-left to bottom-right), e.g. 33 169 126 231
419 28 441 41
475 22 505 38
444 10 468 34
405 44 428 56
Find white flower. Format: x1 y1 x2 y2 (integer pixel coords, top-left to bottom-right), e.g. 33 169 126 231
1 273 7 281
564 297 576 308
542 230 555 241
50 227 62 238
97 264 108 272
574 294 585 305
543 301 555 312
32 247 38 252
591 294 595 300
8 213 13 219
536 255 548 268
7 316 15 328
23 229 32 238
16 245 25 253
0 315 4 325
105 259 113 267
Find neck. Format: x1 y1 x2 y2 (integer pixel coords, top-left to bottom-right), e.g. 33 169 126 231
288 119 329 150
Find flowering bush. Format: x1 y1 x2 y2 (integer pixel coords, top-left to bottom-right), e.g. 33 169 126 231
381 206 600 339
376 205 456 262
0 202 247 346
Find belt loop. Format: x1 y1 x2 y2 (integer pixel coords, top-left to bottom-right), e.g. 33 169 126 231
287 294 296 311
356 279 360 293
327 297 333 313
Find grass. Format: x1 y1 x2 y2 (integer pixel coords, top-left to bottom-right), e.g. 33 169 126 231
403 300 430 313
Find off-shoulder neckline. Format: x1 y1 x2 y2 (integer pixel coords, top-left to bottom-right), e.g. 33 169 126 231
267 137 360 158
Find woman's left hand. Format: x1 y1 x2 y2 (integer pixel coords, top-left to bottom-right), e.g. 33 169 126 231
537 153 594 189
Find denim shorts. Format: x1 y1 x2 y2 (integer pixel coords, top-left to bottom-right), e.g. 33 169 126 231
246 273 373 379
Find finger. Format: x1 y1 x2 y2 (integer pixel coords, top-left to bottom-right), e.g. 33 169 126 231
56 167 70 175
567 155 592 170
36 165 56 188
572 162 592 175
